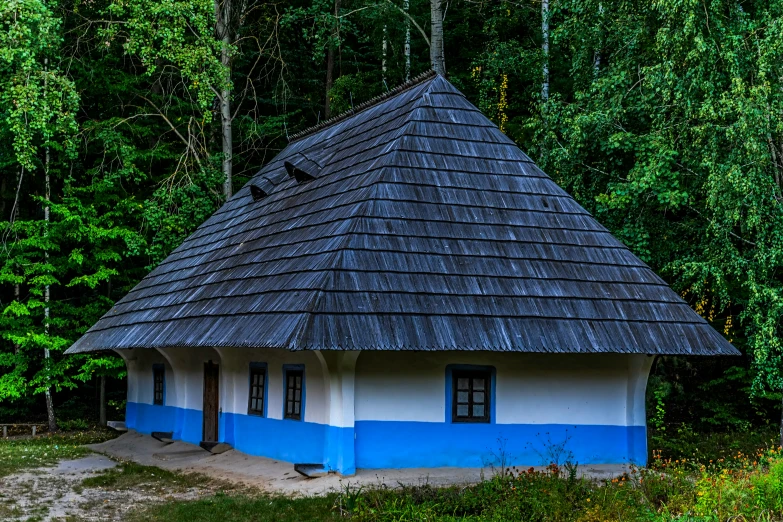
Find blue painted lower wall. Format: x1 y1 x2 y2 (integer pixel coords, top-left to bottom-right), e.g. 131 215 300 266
126 402 646 473
354 421 647 468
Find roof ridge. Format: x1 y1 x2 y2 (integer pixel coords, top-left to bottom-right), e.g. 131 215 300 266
288 70 437 142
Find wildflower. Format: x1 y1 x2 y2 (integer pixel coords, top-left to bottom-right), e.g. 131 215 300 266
586 498 591 502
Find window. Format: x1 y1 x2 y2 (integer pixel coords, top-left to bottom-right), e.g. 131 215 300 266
248 365 266 416
153 365 165 406
284 368 304 421
452 370 490 423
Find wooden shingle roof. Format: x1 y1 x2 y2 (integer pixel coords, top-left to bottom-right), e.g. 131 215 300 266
66 73 739 355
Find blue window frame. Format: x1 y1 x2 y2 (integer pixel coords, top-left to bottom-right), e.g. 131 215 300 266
153 364 165 406
445 365 496 424
247 362 268 416
282 365 305 421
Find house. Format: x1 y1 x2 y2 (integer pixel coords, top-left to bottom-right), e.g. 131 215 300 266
66 71 738 475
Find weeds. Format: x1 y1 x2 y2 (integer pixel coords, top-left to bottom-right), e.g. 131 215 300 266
342 446 783 521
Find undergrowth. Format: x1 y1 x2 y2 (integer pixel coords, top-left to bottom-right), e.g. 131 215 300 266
340 445 783 521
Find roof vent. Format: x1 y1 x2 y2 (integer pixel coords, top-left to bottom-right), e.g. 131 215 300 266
284 153 322 184
250 185 268 201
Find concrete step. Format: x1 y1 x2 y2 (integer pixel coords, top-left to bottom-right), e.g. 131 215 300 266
106 421 127 432
151 431 174 443
294 463 329 478
199 441 232 454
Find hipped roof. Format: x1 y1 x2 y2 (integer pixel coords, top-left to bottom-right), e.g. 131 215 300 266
66 73 739 356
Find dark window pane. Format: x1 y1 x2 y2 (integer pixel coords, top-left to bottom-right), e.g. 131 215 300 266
296 376 301 387
295 389 301 401
288 389 293 400
287 402 293 414
294 403 300 415
452 370 491 423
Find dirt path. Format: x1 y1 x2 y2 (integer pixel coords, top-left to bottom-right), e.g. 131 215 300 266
0 454 216 521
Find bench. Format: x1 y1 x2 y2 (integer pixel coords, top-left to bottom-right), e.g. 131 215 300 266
1 423 44 438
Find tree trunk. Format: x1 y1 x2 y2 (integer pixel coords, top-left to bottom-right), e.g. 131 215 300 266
779 388 783 448
382 24 387 79
542 0 550 102
404 0 411 81
13 281 19 355
43 58 57 435
325 0 341 119
99 375 107 427
430 0 445 76
593 2 603 74
13 169 21 356
215 0 233 199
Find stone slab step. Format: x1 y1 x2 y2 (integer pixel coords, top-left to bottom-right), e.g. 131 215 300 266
106 421 127 432
199 441 232 454
294 463 329 478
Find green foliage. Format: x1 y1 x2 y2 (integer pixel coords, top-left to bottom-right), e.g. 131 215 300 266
524 0 783 396
0 0 78 169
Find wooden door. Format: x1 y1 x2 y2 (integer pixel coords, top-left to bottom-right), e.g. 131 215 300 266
202 361 219 442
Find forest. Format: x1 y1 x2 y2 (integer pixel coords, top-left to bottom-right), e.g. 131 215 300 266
1 0 783 443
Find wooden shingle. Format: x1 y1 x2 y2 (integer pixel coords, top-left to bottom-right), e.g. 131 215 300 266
66 74 739 356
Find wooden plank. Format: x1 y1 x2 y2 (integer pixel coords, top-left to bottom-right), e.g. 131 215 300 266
202 361 219 443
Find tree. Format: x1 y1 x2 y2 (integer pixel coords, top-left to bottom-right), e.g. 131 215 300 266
430 0 445 75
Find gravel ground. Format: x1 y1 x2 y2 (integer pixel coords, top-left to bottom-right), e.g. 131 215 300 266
0 453 217 521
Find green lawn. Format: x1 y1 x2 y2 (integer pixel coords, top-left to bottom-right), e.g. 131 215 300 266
0 430 116 478
127 493 341 522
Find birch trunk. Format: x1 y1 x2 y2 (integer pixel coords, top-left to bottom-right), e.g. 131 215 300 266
325 0 341 119
593 2 603 74
430 0 445 76
43 58 57 434
215 0 233 199
382 24 387 79
404 0 411 81
13 171 19 356
542 0 550 102
44 147 56 434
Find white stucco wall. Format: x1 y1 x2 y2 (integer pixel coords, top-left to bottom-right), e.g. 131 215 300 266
124 348 652 428
122 347 327 425
214 347 327 424
354 351 653 426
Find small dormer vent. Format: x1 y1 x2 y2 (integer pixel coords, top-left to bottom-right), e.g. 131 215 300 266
284 153 322 184
250 185 268 201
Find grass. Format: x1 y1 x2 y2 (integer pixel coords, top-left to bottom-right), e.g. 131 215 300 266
126 492 341 522
82 461 220 492
0 429 117 478
337 446 783 521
